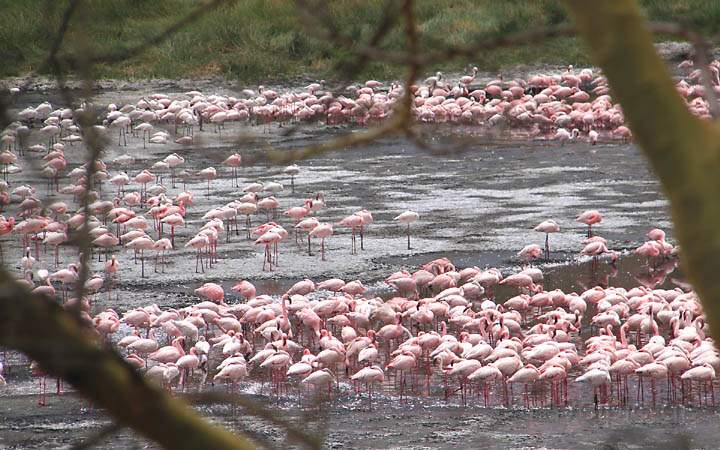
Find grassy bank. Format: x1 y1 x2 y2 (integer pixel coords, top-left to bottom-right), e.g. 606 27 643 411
0 0 717 82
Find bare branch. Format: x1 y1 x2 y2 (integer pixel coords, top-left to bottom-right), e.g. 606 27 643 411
70 423 123 450
332 0 401 79
43 0 81 75
37 0 104 312
293 0 407 65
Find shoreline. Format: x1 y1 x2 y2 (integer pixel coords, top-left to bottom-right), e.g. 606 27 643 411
0 42 704 94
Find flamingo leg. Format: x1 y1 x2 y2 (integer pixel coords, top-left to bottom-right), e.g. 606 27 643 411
545 233 550 259
407 223 411 250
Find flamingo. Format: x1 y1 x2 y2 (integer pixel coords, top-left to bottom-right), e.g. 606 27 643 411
517 244 543 265
351 365 385 405
302 368 336 395
153 238 172 273
195 282 224 303
49 263 78 301
309 223 333 261
185 234 210 273
231 280 256 300
681 364 716 405
283 164 300 192
338 213 363 255
237 202 257 239
222 154 242 187
198 167 217 196
295 217 319 255
576 210 602 237
0 215 15 261
255 228 282 271
163 153 185 188
125 236 154 278
394 211 419 250
534 219 560 258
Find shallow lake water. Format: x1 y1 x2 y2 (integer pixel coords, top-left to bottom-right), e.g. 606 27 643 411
0 85 707 450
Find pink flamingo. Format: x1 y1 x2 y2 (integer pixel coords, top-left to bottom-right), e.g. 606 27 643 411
338 213 364 255
231 280 256 300
681 364 716 406
222 153 242 187
164 153 185 188
302 369 336 396
283 164 300 192
386 351 417 400
534 219 560 258
257 196 279 221
195 282 225 303
125 236 155 278
576 368 611 407
351 365 385 406
576 210 602 237
92 232 118 263
394 210 419 250
355 209 373 250
32 271 56 298
255 229 282 271
160 213 184 247
237 202 257 239
517 244 543 266
49 263 78 301
185 234 210 273
295 217 319 255
134 170 156 204
284 201 311 242
153 238 172 272
104 255 120 299
0 215 15 261
508 364 540 407
309 223 333 261
198 167 216 196
176 348 201 390
148 337 186 364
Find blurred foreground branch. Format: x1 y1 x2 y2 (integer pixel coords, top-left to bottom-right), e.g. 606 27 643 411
0 270 257 450
47 0 235 72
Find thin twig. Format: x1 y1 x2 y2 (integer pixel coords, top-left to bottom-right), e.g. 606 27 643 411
333 0 401 79
266 115 405 163
70 423 123 450
183 392 322 449
43 0 81 73
52 0 234 70
651 22 720 118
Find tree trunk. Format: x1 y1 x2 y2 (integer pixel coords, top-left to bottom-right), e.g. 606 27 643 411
563 0 720 338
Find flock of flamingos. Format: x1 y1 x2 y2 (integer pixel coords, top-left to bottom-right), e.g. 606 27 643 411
0 60 718 411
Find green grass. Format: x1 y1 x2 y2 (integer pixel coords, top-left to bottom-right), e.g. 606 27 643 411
0 0 717 82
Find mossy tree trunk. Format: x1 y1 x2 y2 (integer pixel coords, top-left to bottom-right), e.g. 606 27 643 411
563 0 720 338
